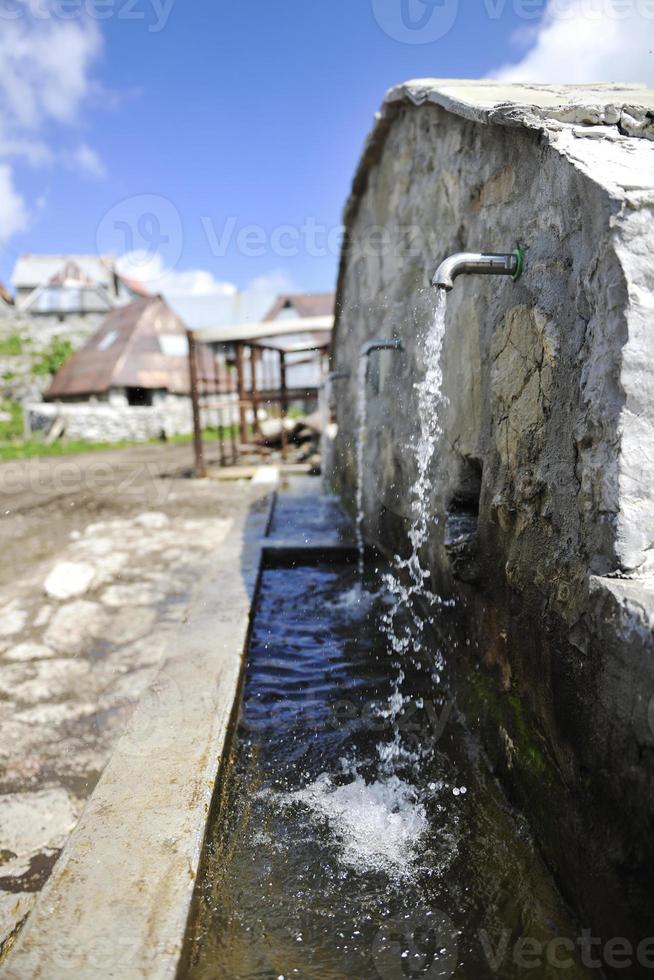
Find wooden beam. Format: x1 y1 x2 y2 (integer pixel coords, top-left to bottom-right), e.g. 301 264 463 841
187 331 207 478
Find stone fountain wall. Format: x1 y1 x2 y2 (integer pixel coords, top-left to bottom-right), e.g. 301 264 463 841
329 81 654 945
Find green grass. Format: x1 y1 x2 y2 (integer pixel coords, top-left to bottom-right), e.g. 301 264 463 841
0 400 24 441
0 427 237 462
0 438 134 462
0 332 26 357
31 336 75 377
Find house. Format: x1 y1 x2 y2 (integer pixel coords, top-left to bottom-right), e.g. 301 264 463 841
262 293 335 323
165 290 277 334
29 296 228 443
10 255 149 346
0 281 14 319
0 281 13 307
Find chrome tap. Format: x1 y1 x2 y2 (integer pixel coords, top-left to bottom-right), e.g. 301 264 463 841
432 248 524 291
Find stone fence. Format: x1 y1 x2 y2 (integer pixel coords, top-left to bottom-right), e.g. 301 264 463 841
27 399 194 443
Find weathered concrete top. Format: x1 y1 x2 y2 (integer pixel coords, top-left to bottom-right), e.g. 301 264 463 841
349 79 654 220
386 79 654 129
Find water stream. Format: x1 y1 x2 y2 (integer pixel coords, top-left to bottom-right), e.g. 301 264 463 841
183 554 589 979
355 353 370 578
377 288 451 772
182 293 592 977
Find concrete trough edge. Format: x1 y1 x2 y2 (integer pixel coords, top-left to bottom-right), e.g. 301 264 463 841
262 539 358 566
0 486 274 980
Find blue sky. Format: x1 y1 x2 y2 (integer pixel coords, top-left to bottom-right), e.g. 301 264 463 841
1 0 653 296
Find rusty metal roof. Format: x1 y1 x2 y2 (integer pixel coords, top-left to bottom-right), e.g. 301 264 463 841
262 292 335 322
45 296 229 399
196 314 333 347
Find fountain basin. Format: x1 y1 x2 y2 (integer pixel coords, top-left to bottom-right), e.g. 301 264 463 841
181 480 592 980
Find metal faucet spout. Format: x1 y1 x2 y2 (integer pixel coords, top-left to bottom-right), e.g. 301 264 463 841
324 370 351 386
360 338 404 358
432 248 524 291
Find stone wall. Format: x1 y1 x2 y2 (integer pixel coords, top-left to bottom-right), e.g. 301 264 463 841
27 396 193 443
329 81 654 948
0 313 98 403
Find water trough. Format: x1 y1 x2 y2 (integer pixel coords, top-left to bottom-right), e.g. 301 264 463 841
4 78 654 979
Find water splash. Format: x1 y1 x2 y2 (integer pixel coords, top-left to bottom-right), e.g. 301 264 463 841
332 582 383 620
355 354 369 578
379 288 452 771
280 771 428 878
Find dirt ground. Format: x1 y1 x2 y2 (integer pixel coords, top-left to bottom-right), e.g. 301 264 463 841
0 442 254 947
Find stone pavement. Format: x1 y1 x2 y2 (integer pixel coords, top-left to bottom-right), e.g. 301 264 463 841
0 496 234 949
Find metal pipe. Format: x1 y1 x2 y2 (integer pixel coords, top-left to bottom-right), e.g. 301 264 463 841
323 370 351 387
432 248 524 291
360 338 404 358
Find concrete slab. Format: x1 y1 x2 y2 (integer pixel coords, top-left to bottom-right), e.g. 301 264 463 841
386 78 654 134
0 487 273 980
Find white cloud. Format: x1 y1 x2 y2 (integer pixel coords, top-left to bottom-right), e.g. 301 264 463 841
117 251 237 298
247 268 296 293
0 3 103 244
70 143 105 179
0 164 29 245
0 7 101 130
493 0 654 85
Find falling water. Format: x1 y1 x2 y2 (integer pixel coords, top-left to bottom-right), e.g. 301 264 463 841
319 377 331 492
355 354 369 578
379 287 451 770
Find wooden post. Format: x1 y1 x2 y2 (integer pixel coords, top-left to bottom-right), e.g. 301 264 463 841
250 346 261 435
279 349 288 461
187 330 206 478
210 350 227 467
235 342 248 451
